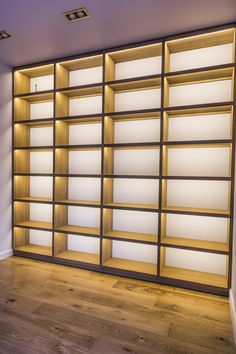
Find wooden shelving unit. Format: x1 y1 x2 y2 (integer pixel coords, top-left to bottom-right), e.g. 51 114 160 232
13 24 236 295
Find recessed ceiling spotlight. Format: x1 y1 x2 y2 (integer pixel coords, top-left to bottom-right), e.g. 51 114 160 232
0 30 12 40
63 7 90 22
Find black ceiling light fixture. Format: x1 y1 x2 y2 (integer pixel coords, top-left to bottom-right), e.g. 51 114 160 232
63 7 90 22
0 30 12 40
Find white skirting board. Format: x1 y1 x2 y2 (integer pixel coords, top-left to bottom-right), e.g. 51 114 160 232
0 249 13 260
229 289 236 346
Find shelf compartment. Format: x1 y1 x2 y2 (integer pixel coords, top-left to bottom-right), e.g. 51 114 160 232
104 146 160 176
14 64 54 95
162 144 232 177
14 121 53 148
56 55 103 89
103 208 158 243
14 149 53 174
14 93 54 122
105 43 162 81
165 28 235 73
54 204 100 236
164 68 234 107
14 201 53 230
54 232 100 264
55 176 101 205
104 112 160 144
13 227 52 256
105 78 161 113
163 106 233 142
14 175 53 202
102 239 157 275
56 86 102 117
55 117 102 146
103 177 159 210
162 179 231 215
55 147 101 175
161 213 229 252
160 247 228 288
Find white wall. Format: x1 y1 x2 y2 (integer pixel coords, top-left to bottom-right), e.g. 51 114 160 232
0 61 12 259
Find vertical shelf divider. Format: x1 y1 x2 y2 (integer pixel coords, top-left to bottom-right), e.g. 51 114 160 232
100 52 106 268
228 32 236 288
157 39 166 276
52 63 56 257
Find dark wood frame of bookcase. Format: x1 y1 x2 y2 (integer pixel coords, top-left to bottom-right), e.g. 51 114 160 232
12 22 236 296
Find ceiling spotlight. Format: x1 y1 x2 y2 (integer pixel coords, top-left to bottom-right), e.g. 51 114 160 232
0 30 12 40
63 7 90 22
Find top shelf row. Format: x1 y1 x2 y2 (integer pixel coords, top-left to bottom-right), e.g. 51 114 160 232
14 28 235 95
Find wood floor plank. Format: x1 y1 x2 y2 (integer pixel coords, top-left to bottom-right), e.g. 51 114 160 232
0 256 234 354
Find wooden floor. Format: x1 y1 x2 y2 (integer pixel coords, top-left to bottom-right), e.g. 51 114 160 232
0 256 235 354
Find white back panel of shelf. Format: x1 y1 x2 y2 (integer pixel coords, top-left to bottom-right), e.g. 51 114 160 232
68 234 100 254
114 149 159 175
115 56 162 80
30 126 53 146
68 177 101 201
30 151 53 173
113 209 158 234
30 101 54 119
169 80 232 107
112 241 157 263
168 113 231 141
69 150 101 174
167 147 230 177
165 247 227 275
30 75 54 93
113 178 159 205
29 230 52 246
69 67 103 86
68 206 100 228
166 214 228 243
169 43 234 72
114 118 160 143
30 176 53 198
30 203 52 222
166 180 229 210
69 96 102 116
69 123 101 145
115 88 161 112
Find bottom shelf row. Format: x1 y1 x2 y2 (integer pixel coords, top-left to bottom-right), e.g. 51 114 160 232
13 227 228 288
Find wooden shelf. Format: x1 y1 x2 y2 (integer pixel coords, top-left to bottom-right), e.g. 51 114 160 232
14 244 52 256
14 64 54 95
14 93 54 122
104 202 158 211
56 86 102 118
14 197 52 203
14 121 53 148
161 236 228 252
105 77 161 113
162 206 230 217
56 250 99 264
55 225 100 236
103 258 157 275
161 266 227 288
104 230 157 243
14 221 52 230
56 199 100 206
13 24 236 295
56 55 103 89
165 28 235 73
106 43 162 81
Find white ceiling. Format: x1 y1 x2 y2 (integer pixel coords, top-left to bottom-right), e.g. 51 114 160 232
0 0 235 67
